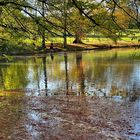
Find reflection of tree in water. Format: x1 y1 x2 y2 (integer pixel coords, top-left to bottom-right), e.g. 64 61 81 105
79 51 136 97
33 57 41 93
0 61 28 138
42 57 48 96
0 66 5 89
64 53 69 95
128 82 139 102
0 60 29 90
76 53 85 95
50 53 54 61
108 61 135 97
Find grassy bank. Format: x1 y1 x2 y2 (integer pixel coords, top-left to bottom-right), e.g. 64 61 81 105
0 34 140 55
0 42 140 57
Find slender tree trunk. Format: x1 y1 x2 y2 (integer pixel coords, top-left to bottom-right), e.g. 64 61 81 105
42 1 46 49
63 0 67 48
42 31 45 49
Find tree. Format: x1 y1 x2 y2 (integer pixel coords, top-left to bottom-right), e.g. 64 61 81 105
71 0 140 41
0 0 140 52
68 8 92 43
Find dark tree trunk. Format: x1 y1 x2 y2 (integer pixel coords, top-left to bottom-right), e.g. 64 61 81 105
73 34 83 44
42 33 46 49
63 0 67 48
42 1 46 49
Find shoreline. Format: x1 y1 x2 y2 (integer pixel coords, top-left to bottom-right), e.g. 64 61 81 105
0 43 140 56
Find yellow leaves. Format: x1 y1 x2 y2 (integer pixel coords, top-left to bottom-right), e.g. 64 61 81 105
68 9 92 38
114 9 130 28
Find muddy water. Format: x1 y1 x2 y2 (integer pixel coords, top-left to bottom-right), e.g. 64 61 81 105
0 49 140 139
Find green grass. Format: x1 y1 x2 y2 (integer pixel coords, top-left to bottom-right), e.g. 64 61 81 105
1 29 140 53
40 36 140 46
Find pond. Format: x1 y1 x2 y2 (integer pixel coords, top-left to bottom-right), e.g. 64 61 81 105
0 48 140 140
0 48 140 98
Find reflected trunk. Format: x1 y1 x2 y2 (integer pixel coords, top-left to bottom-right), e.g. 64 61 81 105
76 53 85 94
42 57 47 95
50 53 54 61
64 53 69 95
129 82 138 102
33 58 40 94
0 67 5 89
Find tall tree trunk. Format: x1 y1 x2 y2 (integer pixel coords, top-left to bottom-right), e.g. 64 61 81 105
42 31 45 49
42 1 46 49
63 0 67 48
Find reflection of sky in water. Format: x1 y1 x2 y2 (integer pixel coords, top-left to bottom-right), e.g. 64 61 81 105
86 63 134 96
131 64 140 87
1 50 140 97
26 111 41 139
1 50 140 140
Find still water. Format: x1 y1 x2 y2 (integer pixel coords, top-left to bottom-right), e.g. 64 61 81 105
0 49 140 98
1 49 140 140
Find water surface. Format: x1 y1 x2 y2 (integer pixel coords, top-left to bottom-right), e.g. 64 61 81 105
0 49 140 98
0 49 140 140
